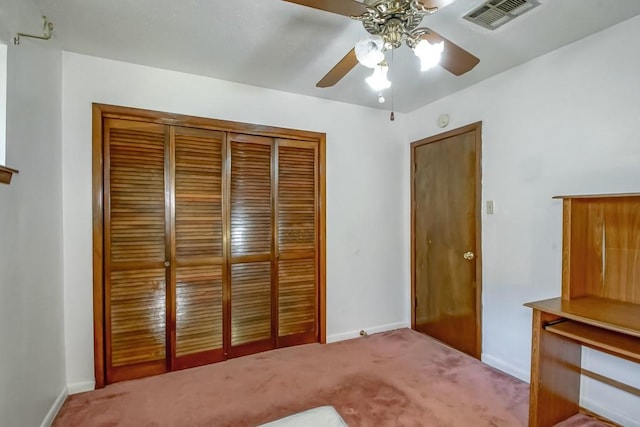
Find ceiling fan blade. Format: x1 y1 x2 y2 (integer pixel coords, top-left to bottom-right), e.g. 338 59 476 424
418 0 456 10
282 0 368 17
422 31 480 76
316 48 359 88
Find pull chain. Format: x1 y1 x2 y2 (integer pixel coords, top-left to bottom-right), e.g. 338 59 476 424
390 49 395 121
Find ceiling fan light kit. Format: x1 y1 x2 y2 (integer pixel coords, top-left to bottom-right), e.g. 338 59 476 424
353 0 448 91
413 39 444 71
284 0 479 101
365 62 392 91
355 36 386 68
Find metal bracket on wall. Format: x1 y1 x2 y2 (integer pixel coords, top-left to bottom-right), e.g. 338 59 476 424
14 16 54 45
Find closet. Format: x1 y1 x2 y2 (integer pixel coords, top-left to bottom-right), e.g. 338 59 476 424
93 105 325 387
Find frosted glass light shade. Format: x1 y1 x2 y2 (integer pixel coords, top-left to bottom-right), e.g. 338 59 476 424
365 63 391 91
413 40 444 71
355 36 385 69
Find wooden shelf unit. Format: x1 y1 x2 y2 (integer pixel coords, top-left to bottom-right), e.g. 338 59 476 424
0 165 18 184
525 193 640 427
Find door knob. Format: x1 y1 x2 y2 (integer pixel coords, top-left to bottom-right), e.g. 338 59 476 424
164 261 170 267
463 251 475 260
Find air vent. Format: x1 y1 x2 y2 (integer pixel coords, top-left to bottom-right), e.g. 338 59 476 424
464 0 541 30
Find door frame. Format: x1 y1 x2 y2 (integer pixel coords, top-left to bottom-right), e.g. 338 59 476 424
410 121 483 358
92 103 326 388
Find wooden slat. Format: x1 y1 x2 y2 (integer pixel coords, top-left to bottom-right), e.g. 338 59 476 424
175 265 223 356
175 129 224 261
231 262 272 346
230 136 272 257
110 268 166 367
278 145 317 253
108 126 166 264
279 258 316 336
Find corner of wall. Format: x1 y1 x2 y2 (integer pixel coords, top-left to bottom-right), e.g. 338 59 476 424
40 387 68 427
481 353 530 383
327 321 410 343
67 381 95 395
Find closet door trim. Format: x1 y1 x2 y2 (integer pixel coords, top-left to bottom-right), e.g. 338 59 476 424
93 103 326 389
96 103 323 142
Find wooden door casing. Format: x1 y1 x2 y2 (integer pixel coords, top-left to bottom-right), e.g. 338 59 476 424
93 104 326 388
411 122 482 359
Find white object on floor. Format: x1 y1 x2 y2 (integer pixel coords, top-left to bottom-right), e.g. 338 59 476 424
258 405 348 427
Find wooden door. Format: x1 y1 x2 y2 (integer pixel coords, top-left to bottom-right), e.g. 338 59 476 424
228 133 275 357
104 119 170 383
276 139 319 346
172 127 225 370
94 104 326 388
411 122 482 359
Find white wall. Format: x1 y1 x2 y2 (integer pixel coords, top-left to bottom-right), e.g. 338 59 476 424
0 31 66 427
61 52 410 391
0 43 7 165
406 15 640 426
0 0 44 167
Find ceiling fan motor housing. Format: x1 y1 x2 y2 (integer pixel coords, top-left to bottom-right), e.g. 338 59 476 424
357 0 436 50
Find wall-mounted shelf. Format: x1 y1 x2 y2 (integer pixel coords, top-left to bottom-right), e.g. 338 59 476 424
0 165 19 184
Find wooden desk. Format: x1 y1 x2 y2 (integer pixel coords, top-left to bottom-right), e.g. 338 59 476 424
525 296 640 426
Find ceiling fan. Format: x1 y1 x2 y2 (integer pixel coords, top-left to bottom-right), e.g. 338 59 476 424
282 0 480 89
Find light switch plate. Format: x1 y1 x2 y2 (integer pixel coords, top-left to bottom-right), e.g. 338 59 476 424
487 200 495 214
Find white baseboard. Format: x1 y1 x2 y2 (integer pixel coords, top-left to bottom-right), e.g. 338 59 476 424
481 354 530 383
40 387 68 427
67 381 95 395
581 397 640 427
327 321 410 343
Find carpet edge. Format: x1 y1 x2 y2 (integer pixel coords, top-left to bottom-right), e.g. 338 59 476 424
580 397 640 427
327 321 410 343
481 353 530 382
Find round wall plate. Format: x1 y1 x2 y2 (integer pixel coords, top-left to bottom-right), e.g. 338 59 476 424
437 114 450 128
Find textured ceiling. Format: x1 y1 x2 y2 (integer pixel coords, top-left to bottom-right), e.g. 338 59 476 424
27 0 640 112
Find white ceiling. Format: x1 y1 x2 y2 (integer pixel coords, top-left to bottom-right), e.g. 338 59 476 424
28 0 640 113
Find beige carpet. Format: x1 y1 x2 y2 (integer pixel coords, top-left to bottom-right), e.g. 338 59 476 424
54 328 605 426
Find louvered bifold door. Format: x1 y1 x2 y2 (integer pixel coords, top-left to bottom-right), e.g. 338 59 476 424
276 140 319 346
228 133 275 357
104 119 169 383
172 127 226 370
